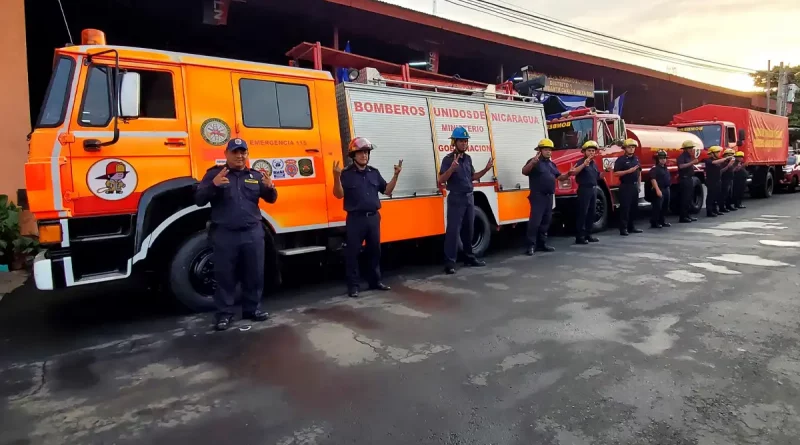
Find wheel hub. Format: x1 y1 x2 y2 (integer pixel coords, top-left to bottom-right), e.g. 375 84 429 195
188 249 216 298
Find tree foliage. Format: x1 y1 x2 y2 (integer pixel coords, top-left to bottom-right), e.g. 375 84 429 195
749 65 799 126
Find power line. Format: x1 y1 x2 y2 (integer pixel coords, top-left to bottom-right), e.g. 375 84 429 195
443 0 756 74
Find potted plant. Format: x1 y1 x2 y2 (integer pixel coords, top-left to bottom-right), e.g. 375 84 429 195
0 195 40 271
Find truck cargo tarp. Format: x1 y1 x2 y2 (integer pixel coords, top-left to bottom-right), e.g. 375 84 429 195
542 94 587 120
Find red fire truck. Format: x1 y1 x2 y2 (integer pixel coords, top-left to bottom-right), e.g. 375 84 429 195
545 108 705 231
671 105 789 198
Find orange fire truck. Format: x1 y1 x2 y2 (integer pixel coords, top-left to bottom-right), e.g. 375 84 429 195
25 31 550 311
544 108 705 231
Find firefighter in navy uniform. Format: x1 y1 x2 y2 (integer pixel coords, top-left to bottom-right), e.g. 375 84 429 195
676 140 699 223
195 138 278 331
438 126 494 274
704 146 734 217
732 151 748 209
572 140 601 244
613 138 643 236
521 138 573 255
649 150 672 228
333 137 402 298
721 148 738 212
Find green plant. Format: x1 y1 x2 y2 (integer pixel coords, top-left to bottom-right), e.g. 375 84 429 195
0 194 40 265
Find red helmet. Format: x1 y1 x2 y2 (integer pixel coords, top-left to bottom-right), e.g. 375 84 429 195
348 137 375 157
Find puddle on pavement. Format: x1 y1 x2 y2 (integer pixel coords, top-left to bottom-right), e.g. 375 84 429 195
302 305 382 330
390 285 461 311
170 324 368 413
51 353 100 391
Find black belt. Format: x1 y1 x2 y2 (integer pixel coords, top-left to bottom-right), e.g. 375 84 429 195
348 211 378 217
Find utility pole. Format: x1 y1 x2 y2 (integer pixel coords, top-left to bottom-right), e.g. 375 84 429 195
777 62 788 117
766 60 771 114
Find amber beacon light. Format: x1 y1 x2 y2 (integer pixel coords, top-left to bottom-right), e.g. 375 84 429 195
81 29 107 45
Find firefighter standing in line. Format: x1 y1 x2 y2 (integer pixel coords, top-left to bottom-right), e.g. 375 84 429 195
521 138 573 255
438 127 494 274
572 140 601 244
721 148 738 212
612 138 643 236
703 146 734 217
676 140 699 223
649 150 672 229
195 138 277 331
333 137 402 298
732 151 748 209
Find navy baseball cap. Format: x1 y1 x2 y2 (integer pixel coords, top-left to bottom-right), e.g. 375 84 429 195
226 138 248 151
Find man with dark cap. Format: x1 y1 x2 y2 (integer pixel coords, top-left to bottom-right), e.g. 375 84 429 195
195 138 278 331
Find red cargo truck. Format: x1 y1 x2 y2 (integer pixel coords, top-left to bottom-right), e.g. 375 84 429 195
671 105 789 198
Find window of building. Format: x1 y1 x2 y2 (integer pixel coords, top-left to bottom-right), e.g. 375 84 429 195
239 79 312 129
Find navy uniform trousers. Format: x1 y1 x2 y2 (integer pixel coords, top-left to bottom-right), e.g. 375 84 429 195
444 192 476 266
212 226 265 316
345 212 382 291
721 179 733 209
732 175 747 207
575 186 596 238
527 192 553 247
618 183 639 232
650 188 671 225
705 180 722 215
679 176 693 219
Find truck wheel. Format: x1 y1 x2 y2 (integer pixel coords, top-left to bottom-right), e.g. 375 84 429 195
591 187 609 233
169 230 217 312
762 171 774 198
790 177 799 193
458 205 492 257
689 177 703 214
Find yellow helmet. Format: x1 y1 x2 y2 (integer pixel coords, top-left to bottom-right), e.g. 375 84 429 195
735 151 744 157
681 140 696 149
723 148 735 156
581 140 599 150
708 146 722 154
622 138 638 148
537 138 555 149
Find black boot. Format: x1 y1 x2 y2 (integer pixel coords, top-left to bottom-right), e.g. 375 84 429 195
575 237 588 245
214 314 234 331
587 236 600 243
243 310 270 322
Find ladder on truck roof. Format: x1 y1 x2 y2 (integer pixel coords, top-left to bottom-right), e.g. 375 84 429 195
285 42 533 102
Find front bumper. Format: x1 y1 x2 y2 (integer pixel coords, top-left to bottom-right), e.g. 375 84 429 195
33 251 60 290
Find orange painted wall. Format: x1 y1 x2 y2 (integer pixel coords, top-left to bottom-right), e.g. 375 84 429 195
1 0 31 202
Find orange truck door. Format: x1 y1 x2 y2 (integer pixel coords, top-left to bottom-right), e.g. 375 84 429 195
67 62 190 217
230 73 329 231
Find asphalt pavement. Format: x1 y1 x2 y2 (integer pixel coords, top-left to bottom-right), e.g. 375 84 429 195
2 195 800 445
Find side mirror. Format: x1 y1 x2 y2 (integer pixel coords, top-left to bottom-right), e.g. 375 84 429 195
737 128 746 146
119 72 141 118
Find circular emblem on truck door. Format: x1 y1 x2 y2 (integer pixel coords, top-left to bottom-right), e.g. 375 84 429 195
200 118 231 146
87 158 138 201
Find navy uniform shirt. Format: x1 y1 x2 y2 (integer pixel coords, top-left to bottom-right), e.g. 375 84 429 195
650 164 671 189
704 158 721 182
195 164 278 231
614 155 641 185
574 158 599 188
439 152 475 194
721 158 734 181
340 164 387 213
734 161 748 180
677 151 694 178
525 157 560 195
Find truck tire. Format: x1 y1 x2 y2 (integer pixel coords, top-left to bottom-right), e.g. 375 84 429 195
591 187 609 233
753 170 774 198
790 176 798 193
689 177 704 214
458 205 492 257
169 230 217 312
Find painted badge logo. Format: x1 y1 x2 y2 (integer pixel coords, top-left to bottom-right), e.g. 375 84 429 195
602 157 617 170
695 148 702 158
200 118 231 146
252 159 272 178
298 158 314 177
285 159 299 177
271 159 286 179
87 159 138 201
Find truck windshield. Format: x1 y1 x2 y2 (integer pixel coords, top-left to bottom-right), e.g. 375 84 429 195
677 125 721 148
547 118 593 150
36 56 75 128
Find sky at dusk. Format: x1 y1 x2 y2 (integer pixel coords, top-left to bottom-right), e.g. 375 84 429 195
383 0 800 91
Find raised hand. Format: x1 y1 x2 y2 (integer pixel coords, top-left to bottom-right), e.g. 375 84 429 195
333 160 342 176
485 157 494 170
212 167 229 186
394 159 403 175
261 172 274 188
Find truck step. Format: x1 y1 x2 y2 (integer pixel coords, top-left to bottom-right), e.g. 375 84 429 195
278 246 327 256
